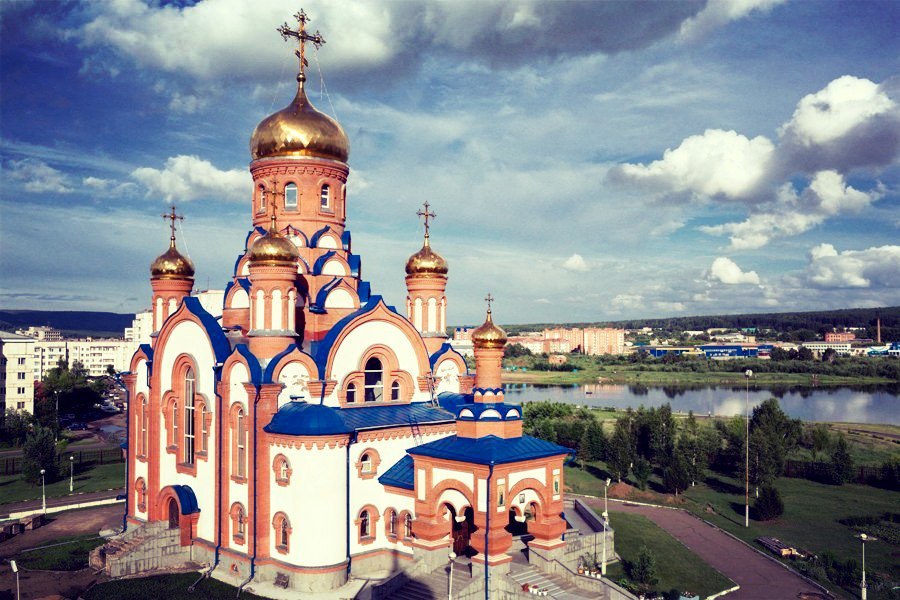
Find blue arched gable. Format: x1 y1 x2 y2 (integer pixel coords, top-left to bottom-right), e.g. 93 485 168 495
263 343 320 382
347 254 361 278
311 296 401 374
230 344 264 384
171 484 200 514
341 230 351 252
283 225 309 247
179 296 231 363
429 342 469 373
310 225 333 248
313 250 337 275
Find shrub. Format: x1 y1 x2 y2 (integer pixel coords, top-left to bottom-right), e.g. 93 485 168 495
754 485 784 521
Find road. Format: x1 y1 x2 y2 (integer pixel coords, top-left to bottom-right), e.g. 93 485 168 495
609 502 828 600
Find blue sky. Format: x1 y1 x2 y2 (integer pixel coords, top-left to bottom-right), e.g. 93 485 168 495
1 0 899 325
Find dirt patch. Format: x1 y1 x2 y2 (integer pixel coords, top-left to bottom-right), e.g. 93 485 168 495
0 505 122 560
606 482 686 505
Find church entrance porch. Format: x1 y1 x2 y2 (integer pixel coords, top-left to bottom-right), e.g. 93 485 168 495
450 505 475 557
167 497 179 529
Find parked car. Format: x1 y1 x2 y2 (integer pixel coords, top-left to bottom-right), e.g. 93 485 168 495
69 423 88 431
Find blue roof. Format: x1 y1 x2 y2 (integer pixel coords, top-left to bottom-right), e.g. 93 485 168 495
437 392 472 412
312 277 343 312
232 344 264 384
429 343 467 371
172 484 200 515
263 343 320 382
265 402 353 436
408 434 569 466
310 225 333 248
340 402 455 431
181 296 231 363
312 296 386 373
379 455 414 490
313 250 337 275
348 254 361 278
341 230 351 251
358 280 371 303
456 402 521 421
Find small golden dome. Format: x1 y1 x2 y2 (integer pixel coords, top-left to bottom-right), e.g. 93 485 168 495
250 82 349 162
405 236 448 277
248 219 300 265
151 240 195 280
472 309 507 349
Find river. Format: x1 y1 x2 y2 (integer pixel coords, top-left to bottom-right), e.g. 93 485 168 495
501 383 900 425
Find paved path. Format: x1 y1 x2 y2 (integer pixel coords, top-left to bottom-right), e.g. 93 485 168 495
609 502 826 600
0 488 125 519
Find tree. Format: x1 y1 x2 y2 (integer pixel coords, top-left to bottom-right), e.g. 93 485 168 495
607 415 636 483
1 408 34 447
829 433 854 485
797 346 814 361
22 425 58 484
633 457 652 491
754 485 784 520
821 347 837 363
533 419 557 444
748 399 800 493
810 424 831 461
580 419 606 463
663 444 692 496
630 545 659 590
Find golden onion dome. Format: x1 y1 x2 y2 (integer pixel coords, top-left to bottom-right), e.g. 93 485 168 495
250 81 349 162
472 309 507 350
150 240 195 280
248 218 300 265
405 236 448 277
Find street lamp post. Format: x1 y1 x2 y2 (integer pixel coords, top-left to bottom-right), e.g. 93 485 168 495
858 533 877 600
744 369 752 528
69 455 75 493
10 559 19 600
40 468 46 513
448 551 457 600
602 477 611 576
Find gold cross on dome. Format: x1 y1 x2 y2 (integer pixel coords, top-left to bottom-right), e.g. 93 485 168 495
417 201 436 237
161 205 184 243
277 9 325 81
484 293 494 313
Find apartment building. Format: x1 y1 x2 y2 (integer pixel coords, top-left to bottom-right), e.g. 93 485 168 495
0 332 36 414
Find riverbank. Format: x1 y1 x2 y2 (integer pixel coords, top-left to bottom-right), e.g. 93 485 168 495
503 368 897 387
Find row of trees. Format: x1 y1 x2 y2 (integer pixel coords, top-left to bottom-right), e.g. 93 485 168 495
524 398 862 518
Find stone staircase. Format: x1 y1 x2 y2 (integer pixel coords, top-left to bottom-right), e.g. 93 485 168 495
90 521 197 578
389 562 475 600
509 565 597 599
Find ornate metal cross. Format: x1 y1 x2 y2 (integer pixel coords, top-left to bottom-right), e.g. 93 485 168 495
161 205 184 243
277 9 325 80
484 293 494 312
417 201 436 237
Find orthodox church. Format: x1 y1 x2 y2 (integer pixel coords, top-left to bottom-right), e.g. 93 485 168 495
119 11 570 594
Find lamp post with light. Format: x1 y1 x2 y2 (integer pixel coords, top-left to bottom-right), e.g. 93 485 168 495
40 468 46 513
69 455 75 493
744 369 752 528
10 560 19 600
602 477 611 576
858 533 877 600
447 551 457 599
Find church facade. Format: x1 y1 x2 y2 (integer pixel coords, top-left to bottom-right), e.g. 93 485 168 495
121 11 570 593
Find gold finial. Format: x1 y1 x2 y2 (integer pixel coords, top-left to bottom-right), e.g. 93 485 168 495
417 201 436 243
278 8 325 85
484 293 494 314
161 204 184 247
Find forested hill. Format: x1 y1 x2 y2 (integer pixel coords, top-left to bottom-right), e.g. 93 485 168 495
502 306 900 340
0 310 134 338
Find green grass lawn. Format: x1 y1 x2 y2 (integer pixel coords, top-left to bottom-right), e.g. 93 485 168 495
17 534 106 570
83 573 268 600
682 473 899 599
603 511 735 598
0 462 125 505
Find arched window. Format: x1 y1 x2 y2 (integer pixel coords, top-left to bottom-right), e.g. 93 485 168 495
273 512 292 553
356 448 381 479
236 408 246 478
364 357 383 402
284 183 298 209
360 453 372 474
258 184 266 212
140 394 148 458
320 184 330 209
386 509 397 537
346 382 356 404
404 513 413 538
273 454 292 486
184 367 195 465
200 404 209 454
231 503 246 543
280 518 289 546
135 478 147 512
390 380 400 402
360 511 370 537
172 399 179 448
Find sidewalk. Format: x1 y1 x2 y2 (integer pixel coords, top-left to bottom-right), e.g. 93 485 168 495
0 487 125 520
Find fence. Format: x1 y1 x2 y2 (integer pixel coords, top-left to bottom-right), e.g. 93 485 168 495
1 447 125 476
782 459 889 487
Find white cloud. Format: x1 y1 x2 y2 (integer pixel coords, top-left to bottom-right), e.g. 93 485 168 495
679 0 786 41
5 158 73 193
562 253 589 272
611 294 644 311
612 129 775 199
780 76 894 146
805 244 900 288
708 257 760 285
700 171 881 250
131 155 250 202
83 176 137 197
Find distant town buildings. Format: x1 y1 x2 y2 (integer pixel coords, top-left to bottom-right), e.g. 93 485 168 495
16 325 64 341
825 331 856 343
33 338 134 379
0 332 35 414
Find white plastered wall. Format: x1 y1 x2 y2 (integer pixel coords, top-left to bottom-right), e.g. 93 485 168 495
434 359 461 395
276 361 312 407
226 362 250 552
156 319 218 542
132 357 150 519
325 320 428 406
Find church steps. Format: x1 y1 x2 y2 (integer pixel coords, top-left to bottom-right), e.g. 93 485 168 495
89 521 196 578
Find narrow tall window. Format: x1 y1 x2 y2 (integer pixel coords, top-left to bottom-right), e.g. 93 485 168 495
364 357 383 402
391 380 400 402
141 395 148 456
184 367 195 465
320 184 330 208
285 183 298 209
236 409 246 478
360 511 370 537
389 510 397 535
237 506 245 535
404 513 413 538
361 453 372 474
346 383 356 403
280 518 289 546
258 185 266 213
172 400 178 447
